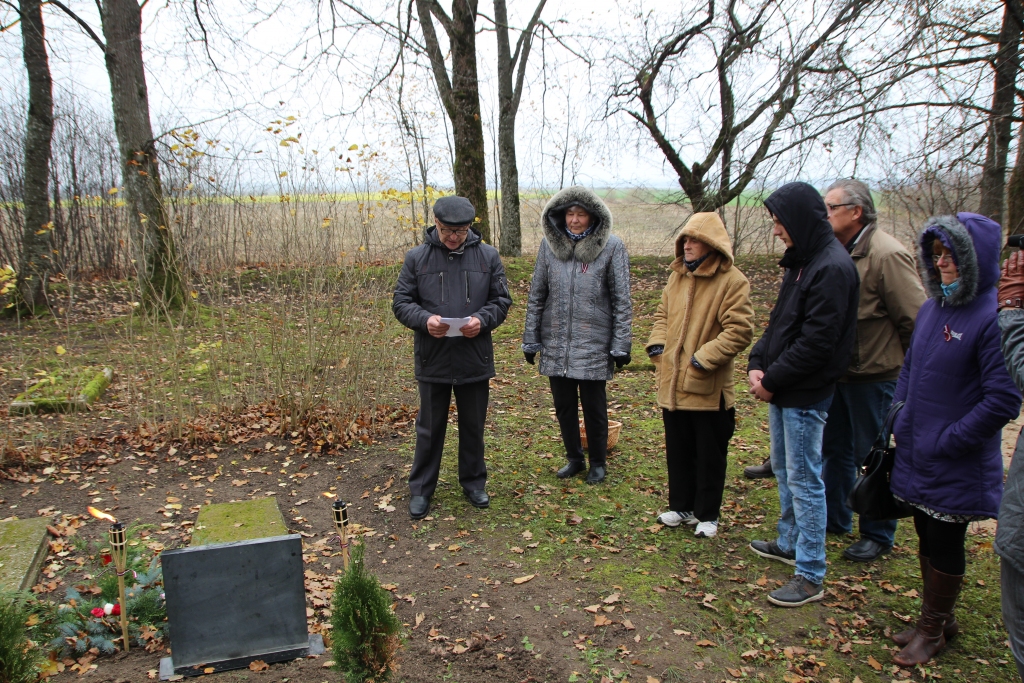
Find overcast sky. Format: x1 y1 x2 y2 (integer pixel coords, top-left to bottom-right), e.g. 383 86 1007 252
0 0 1001 194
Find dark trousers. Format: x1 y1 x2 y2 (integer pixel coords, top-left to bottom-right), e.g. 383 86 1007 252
549 377 607 466
663 403 735 522
408 379 488 497
913 508 968 575
1001 560 1024 681
822 380 899 545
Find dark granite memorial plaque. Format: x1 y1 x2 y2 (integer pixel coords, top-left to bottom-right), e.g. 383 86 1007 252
160 534 320 678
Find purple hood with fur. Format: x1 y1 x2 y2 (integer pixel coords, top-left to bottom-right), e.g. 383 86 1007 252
891 213 1022 518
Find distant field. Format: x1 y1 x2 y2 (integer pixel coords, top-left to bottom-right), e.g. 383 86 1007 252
0 186 927 275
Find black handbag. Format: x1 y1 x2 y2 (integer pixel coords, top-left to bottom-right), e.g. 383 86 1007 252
846 401 913 521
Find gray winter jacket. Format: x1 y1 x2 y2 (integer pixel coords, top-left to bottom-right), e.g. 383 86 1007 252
523 186 632 381
393 227 511 384
998 307 1024 574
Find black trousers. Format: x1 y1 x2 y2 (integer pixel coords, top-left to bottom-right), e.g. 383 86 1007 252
408 379 489 497
663 403 736 522
913 508 968 575
549 377 607 466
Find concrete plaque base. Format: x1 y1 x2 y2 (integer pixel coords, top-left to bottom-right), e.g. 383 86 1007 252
159 634 324 679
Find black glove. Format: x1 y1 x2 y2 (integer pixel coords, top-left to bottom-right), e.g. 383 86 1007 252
646 345 664 358
524 352 536 365
613 353 631 369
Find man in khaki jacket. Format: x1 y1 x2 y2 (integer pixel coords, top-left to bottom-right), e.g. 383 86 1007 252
821 179 926 562
646 213 754 539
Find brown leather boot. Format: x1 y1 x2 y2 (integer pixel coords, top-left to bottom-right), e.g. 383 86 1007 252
892 567 964 667
892 556 960 646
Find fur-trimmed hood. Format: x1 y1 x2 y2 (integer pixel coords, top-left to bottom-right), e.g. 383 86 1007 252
917 213 1001 307
672 212 735 276
541 186 613 264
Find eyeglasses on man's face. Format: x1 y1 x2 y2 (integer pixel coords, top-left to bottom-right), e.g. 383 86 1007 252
439 226 470 237
826 203 855 214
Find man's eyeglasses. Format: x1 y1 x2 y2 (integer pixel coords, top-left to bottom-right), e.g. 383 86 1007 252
826 203 855 213
439 226 470 237
932 252 954 264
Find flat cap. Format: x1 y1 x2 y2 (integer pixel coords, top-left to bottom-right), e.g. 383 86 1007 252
433 196 476 226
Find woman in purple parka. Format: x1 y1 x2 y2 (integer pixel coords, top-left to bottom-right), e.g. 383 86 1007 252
889 213 1022 667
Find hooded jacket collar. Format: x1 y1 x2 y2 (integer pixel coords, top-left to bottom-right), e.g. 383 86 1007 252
764 182 836 267
917 212 1001 307
670 212 734 277
541 186 614 264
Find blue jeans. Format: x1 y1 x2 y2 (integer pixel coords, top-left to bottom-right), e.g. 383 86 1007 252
821 380 898 546
770 396 832 585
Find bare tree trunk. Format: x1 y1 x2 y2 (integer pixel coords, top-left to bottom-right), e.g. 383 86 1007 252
494 0 545 257
978 0 1022 222
16 0 54 312
416 0 490 243
99 0 184 308
1008 121 1024 235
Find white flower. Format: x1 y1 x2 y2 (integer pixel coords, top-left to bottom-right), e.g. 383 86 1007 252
103 603 114 615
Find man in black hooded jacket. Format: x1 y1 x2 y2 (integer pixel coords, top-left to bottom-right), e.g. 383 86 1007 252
747 182 860 607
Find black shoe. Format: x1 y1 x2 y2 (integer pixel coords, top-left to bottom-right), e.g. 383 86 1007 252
744 459 775 479
409 495 431 519
464 489 490 508
586 465 606 484
767 576 824 607
557 461 586 479
842 538 891 562
749 539 796 566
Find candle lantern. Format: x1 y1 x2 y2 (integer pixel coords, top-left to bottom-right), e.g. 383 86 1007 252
108 522 131 651
89 507 131 651
332 500 350 570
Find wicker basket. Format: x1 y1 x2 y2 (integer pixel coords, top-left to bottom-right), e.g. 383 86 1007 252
579 419 623 451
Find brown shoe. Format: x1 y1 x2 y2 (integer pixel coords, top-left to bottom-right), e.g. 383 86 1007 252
892 555 959 646
892 567 963 667
743 458 774 479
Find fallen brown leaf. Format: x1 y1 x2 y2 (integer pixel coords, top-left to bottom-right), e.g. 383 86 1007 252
248 660 268 671
695 639 717 647
867 655 882 671
513 574 535 585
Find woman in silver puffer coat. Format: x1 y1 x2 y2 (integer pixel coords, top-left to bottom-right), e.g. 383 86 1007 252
523 186 633 484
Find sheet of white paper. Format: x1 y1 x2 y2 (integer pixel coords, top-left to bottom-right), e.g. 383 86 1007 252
440 317 473 337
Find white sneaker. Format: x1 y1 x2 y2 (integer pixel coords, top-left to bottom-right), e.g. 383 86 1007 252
694 520 718 538
657 511 697 527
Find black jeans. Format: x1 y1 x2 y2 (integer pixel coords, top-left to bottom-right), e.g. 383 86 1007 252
408 379 489 497
913 508 968 575
549 377 607 466
663 403 735 522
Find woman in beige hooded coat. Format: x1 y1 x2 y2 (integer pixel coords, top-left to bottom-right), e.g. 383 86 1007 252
646 213 754 537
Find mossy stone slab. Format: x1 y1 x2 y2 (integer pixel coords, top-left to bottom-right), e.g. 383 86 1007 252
0 517 52 591
190 497 288 546
10 367 113 415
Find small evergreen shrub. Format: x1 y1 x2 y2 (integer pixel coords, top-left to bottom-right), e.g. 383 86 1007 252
0 592 45 683
330 544 401 682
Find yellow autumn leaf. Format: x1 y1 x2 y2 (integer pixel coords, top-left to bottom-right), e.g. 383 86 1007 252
55 345 66 355
107 187 118 194
348 143 359 150
279 171 288 177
